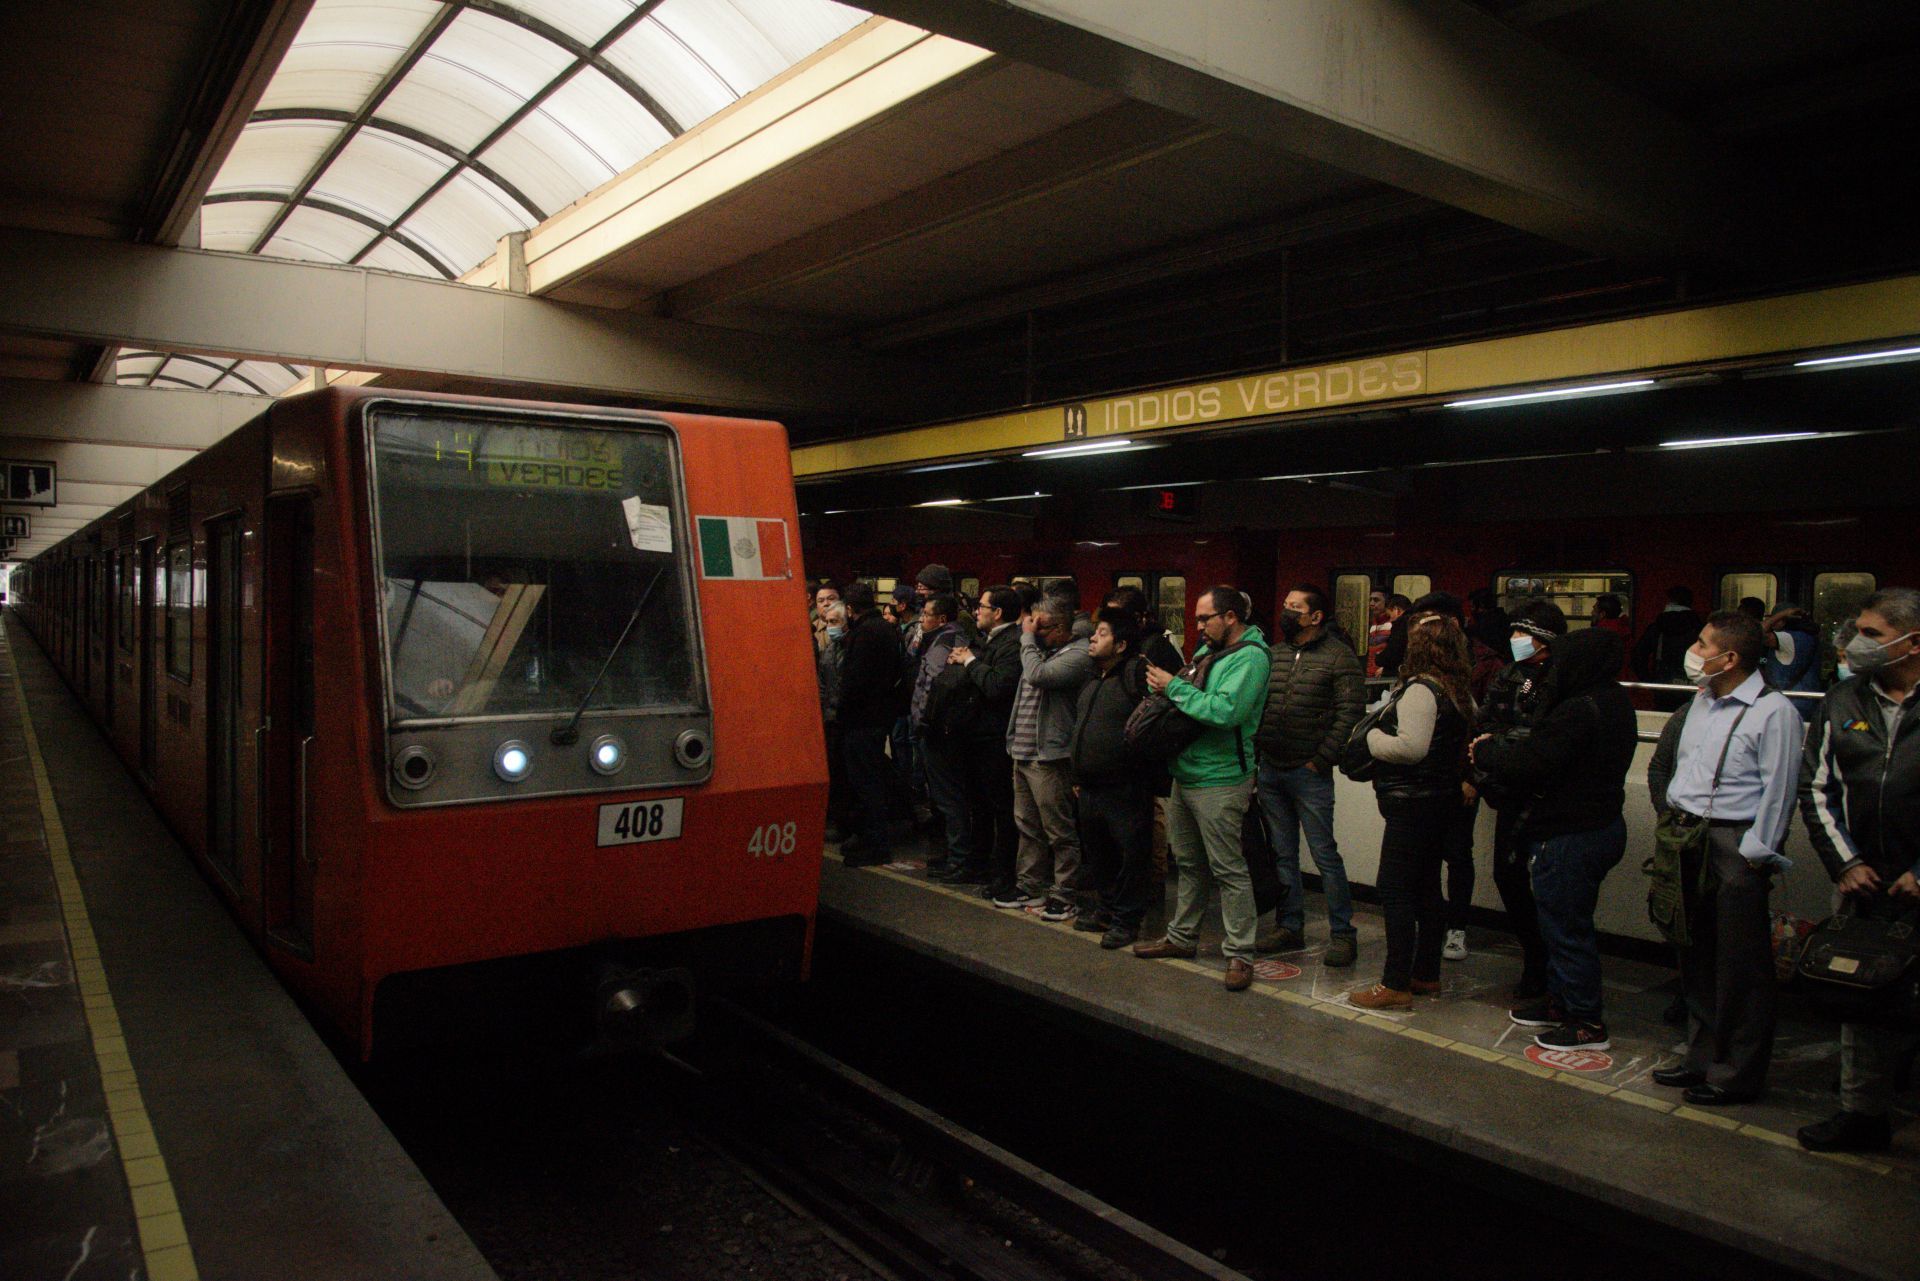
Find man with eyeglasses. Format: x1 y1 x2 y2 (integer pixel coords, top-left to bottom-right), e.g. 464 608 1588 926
995 590 1093 919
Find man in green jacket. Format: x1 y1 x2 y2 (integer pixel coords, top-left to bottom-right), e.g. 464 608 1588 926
1133 587 1273 990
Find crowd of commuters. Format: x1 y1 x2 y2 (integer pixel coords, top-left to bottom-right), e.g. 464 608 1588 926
811 573 1919 1154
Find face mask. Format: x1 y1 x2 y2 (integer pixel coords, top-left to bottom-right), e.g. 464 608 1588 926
1278 609 1305 640
825 625 844 640
1836 662 1852 681
1510 635 1536 663
1683 647 1727 687
1844 630 1917 674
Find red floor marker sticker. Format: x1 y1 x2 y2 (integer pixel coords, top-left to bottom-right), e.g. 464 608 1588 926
1253 960 1302 981
1525 1045 1614 1073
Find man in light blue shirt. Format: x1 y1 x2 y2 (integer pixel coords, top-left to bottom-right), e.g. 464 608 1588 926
1647 610 1804 1106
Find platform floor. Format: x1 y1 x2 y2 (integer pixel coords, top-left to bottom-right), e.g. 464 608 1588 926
820 834 1919 1281
0 618 496 1281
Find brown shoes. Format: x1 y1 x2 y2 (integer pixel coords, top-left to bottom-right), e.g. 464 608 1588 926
1349 983 1412 1010
1132 937 1198 960
1410 978 1442 995
1224 959 1254 991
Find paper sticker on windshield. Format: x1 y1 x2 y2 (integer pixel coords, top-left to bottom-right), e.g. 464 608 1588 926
697 516 790 580
622 497 674 553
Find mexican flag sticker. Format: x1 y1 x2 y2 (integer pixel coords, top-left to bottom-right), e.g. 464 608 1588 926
696 515 791 580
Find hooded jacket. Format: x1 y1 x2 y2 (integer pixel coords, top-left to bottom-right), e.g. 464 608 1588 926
1800 673 1920 883
1473 628 1638 838
1166 625 1272 788
1069 653 1152 787
1253 629 1365 772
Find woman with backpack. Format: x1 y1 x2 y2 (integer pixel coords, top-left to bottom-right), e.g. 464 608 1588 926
1348 612 1477 1010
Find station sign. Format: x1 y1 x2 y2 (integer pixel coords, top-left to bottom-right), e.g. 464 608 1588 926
3 460 56 507
1 514 27 538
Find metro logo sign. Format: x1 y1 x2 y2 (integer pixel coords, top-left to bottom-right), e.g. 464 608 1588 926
1524 1045 1613 1073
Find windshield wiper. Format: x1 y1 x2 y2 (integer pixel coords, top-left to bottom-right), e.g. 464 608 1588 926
551 564 668 746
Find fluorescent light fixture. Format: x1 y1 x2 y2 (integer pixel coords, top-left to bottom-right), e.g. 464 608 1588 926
1114 480 1205 491
915 498 966 507
1444 379 1654 409
1258 469 1367 482
1022 438 1135 458
1794 344 1920 369
1658 431 1822 451
903 459 995 474
982 491 1050 502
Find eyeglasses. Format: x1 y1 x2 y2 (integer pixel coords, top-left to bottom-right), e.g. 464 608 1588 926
1193 612 1220 624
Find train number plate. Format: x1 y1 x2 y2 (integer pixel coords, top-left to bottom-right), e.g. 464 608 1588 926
596 798 685 847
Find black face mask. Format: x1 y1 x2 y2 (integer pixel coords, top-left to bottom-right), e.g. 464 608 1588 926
1278 610 1306 640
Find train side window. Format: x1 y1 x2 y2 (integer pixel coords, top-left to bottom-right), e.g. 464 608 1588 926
118 551 134 651
1114 574 1145 593
1391 573 1431 601
960 576 980 600
1719 571 1778 613
1333 574 1372 656
874 577 898 595
1494 572 1632 630
1156 576 1186 655
165 541 193 681
1813 572 1876 672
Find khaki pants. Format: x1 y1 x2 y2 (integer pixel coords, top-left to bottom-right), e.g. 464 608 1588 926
1164 777 1259 961
1012 758 1080 902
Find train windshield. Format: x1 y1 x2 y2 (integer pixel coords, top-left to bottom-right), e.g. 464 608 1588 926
368 408 701 724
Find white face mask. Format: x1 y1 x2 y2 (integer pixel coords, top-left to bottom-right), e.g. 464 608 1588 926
1683 647 1727 687
1844 630 1918 675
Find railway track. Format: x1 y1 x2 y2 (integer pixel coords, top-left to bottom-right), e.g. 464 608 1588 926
666 999 1249 1281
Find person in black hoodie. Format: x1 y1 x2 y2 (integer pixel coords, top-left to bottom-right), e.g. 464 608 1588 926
1069 608 1159 950
836 581 905 867
941 585 1025 892
1470 626 1638 1053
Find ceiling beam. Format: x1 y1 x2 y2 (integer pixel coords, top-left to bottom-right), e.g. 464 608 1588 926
860 0 1727 260
0 228 954 417
0 378 261 450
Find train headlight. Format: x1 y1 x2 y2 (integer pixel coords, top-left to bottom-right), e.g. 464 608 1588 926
589 734 627 776
493 739 534 783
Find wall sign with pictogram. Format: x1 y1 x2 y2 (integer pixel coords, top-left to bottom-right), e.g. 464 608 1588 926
4 460 56 506
2 514 30 538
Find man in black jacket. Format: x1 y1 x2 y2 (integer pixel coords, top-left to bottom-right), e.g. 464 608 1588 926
1796 587 1920 1152
1471 627 1638 1052
940 585 1024 891
836 582 904 867
1105 585 1184 672
1252 585 1365 967
1634 584 1703 707
1069 609 1157 949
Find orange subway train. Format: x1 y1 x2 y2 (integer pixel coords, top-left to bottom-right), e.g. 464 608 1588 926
10 387 826 1057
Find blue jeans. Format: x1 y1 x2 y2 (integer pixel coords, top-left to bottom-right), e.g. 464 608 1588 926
1256 761 1354 938
1527 817 1627 1022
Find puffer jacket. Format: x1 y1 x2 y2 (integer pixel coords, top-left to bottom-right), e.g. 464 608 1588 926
1069 655 1152 787
1253 631 1365 772
1472 629 1638 838
1800 674 1920 883
1166 625 1272 788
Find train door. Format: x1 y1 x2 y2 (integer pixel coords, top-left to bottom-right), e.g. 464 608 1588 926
262 494 316 954
205 516 244 886
78 556 92 697
103 554 116 726
138 538 157 780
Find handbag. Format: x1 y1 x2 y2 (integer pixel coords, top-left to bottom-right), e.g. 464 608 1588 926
1642 700 1750 947
1796 900 1920 1028
1124 639 1252 762
1338 684 1406 783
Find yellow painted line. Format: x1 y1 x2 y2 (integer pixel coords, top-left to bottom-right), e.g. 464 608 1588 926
4 626 201 1281
830 843 1905 1178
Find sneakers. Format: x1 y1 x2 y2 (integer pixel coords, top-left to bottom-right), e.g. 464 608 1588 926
1072 911 1111 933
1324 934 1358 969
990 889 1038 909
1534 1021 1610 1052
1037 898 1078 922
1797 1110 1893 1153
1100 923 1139 951
1442 929 1468 961
1349 983 1412 1010
930 863 987 885
1508 995 1567 1028
1254 925 1304 954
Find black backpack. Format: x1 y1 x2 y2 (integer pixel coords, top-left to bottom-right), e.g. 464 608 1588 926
1124 639 1254 762
923 662 983 741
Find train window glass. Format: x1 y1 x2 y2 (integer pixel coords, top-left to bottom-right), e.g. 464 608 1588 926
1156 576 1186 654
1114 574 1145 593
1719 572 1777 613
1391 573 1431 601
1333 574 1372 656
165 541 192 680
874 577 898 595
1813 572 1876 671
960 576 980 600
368 409 703 724
118 551 134 651
1494 573 1632 631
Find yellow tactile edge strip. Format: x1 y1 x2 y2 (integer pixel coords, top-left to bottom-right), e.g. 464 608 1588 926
4 626 200 1281
825 849 1906 1181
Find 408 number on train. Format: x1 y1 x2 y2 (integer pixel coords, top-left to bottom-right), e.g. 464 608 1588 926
596 797 686 847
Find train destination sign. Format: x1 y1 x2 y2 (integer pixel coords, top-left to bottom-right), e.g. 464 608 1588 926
1 514 27 538
4 460 56 507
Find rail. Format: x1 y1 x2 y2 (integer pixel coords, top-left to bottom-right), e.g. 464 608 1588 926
670 999 1250 1281
1361 678 1826 742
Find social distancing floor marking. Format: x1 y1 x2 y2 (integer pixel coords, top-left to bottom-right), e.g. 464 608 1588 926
3 624 202 1281
824 848 1905 1180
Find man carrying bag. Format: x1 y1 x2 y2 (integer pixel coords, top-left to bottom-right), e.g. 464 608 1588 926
1795 588 1920 1153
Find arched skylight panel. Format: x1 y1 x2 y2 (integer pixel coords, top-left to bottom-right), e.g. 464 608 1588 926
114 353 166 383
209 120 347 198
256 0 442 115
498 66 672 195
265 203 384 264
358 236 445 277
651 0 864 99
200 200 281 253
723 0 868 60
310 128 456 226
379 7 575 153
394 170 528 275
154 356 234 390
503 0 641 49
603 20 736 128
226 362 306 396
